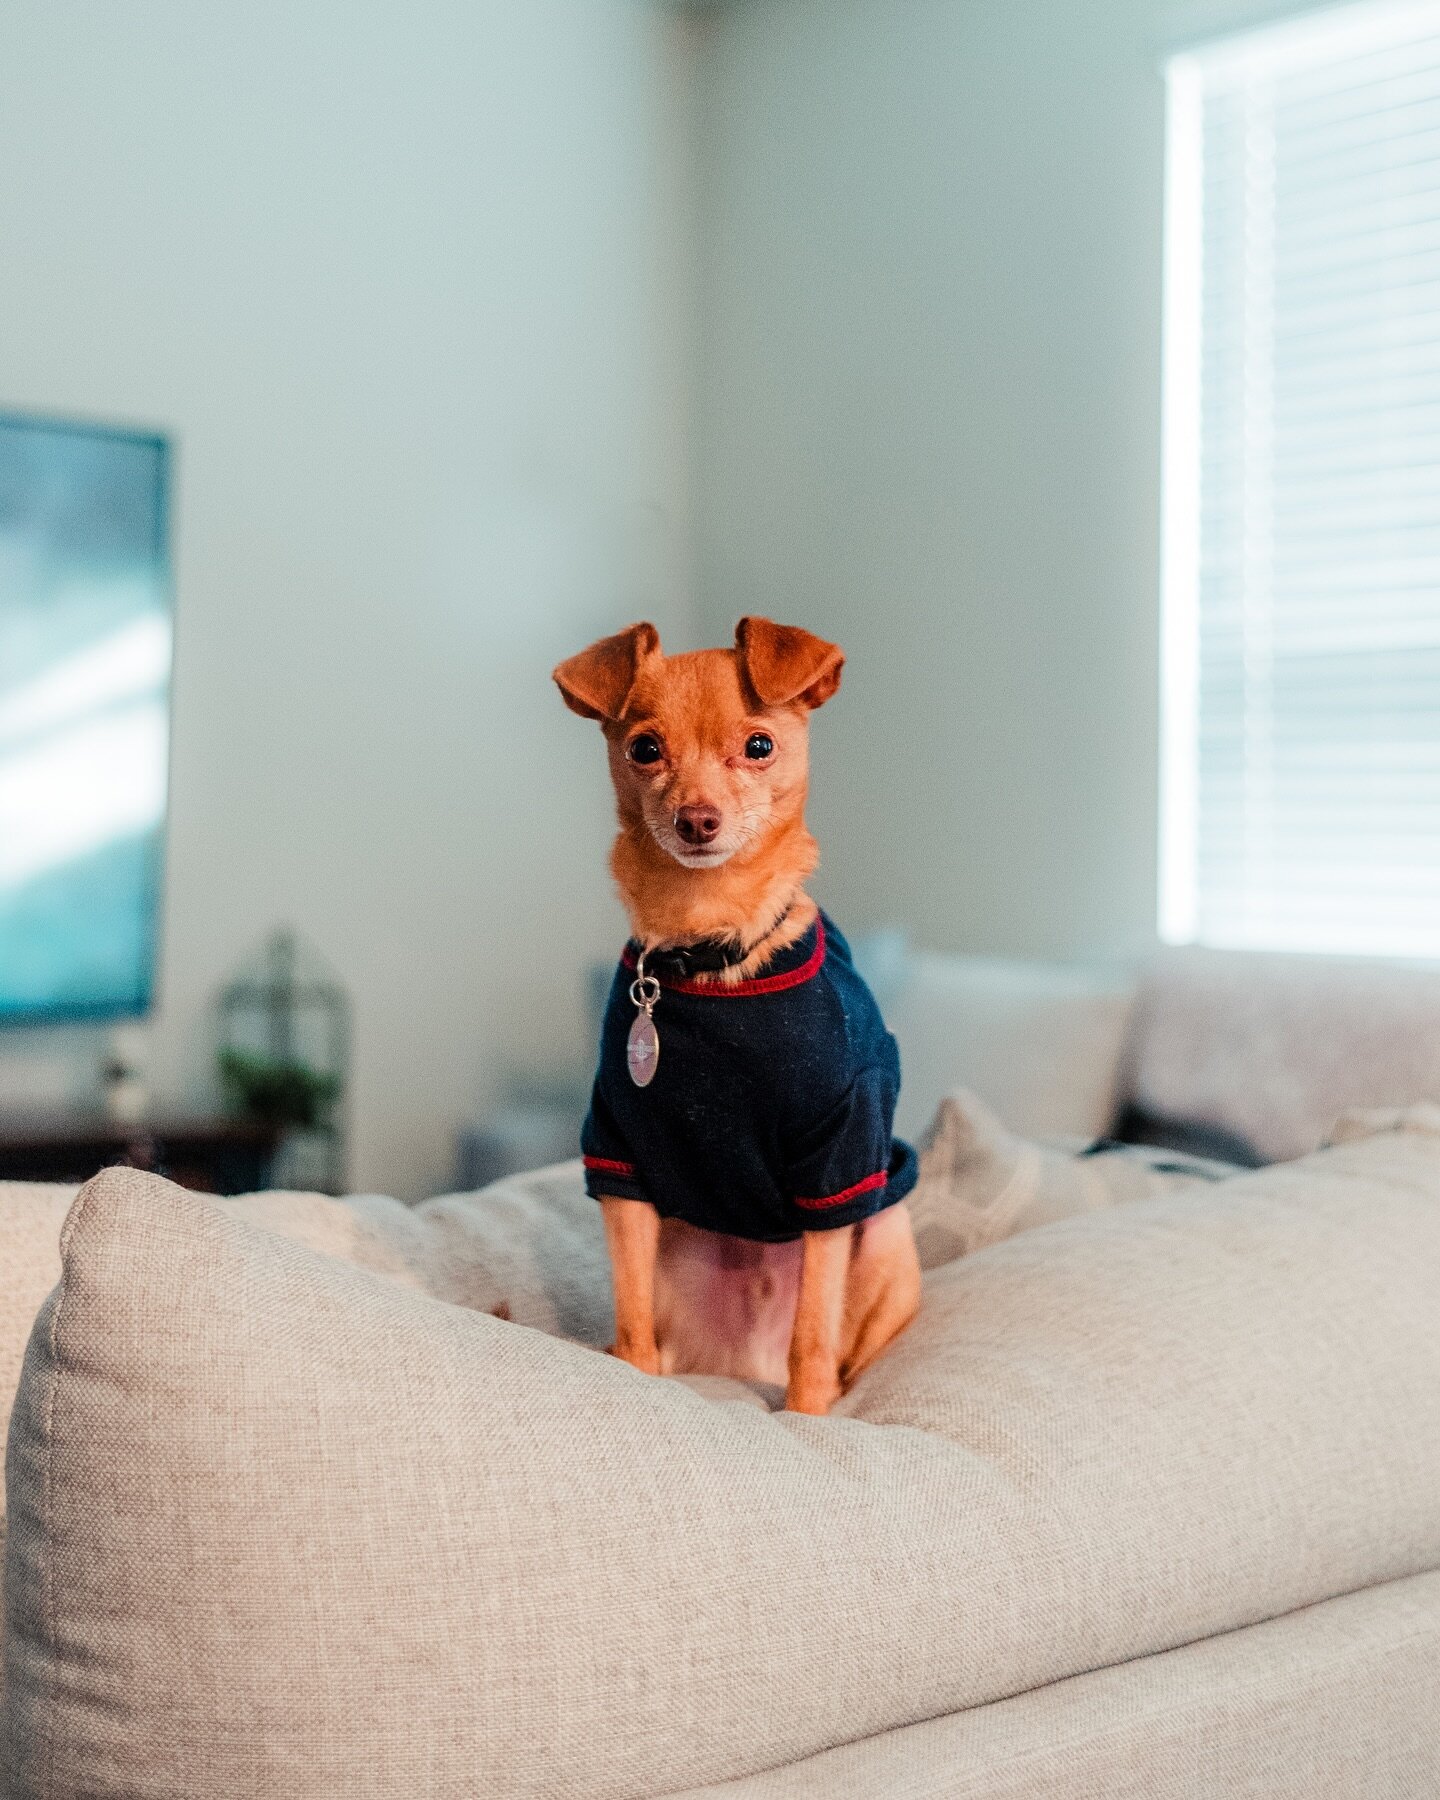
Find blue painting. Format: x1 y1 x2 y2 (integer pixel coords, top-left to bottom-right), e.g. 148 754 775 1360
0 415 171 1021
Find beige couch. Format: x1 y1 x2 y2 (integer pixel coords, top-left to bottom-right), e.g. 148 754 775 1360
883 939 1440 1162
5 949 1440 1797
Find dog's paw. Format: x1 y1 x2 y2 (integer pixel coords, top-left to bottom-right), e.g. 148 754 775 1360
608 1338 662 1376
783 1373 841 1415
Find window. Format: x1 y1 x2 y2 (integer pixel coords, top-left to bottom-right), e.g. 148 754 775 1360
1160 0 1440 956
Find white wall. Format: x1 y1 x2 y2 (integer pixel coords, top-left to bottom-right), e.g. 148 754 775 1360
0 0 1324 1194
690 0 1304 962
0 0 697 1198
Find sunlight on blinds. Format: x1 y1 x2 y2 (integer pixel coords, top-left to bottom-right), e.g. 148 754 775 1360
1161 0 1440 956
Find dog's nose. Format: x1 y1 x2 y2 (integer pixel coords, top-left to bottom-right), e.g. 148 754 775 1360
674 805 722 847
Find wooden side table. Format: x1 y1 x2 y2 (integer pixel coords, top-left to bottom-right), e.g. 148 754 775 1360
0 1113 282 1195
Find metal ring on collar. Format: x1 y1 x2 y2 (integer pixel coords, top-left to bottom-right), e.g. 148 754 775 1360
629 974 661 1009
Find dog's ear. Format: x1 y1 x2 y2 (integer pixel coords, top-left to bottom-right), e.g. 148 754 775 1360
553 622 661 722
734 617 844 710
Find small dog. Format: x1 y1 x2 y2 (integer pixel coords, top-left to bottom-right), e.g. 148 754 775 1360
555 617 921 1414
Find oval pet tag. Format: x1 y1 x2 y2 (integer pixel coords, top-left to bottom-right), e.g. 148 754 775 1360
627 1009 660 1087
627 958 662 1088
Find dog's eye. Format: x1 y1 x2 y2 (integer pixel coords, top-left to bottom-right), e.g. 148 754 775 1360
744 733 774 760
627 733 663 766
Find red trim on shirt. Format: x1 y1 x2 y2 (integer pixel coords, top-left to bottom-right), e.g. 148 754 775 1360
583 1155 636 1177
794 1168 887 1211
621 919 827 997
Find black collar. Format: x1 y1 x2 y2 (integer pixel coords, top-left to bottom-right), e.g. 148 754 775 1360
640 905 794 983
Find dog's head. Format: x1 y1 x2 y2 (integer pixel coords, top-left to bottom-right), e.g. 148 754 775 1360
553 618 843 871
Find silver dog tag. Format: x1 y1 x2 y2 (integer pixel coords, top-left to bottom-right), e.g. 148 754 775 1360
627 958 661 1088
627 1010 660 1087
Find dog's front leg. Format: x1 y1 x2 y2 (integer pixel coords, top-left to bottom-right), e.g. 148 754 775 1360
785 1226 853 1414
601 1195 662 1375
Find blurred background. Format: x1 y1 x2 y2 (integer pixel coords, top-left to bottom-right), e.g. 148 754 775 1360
1 0 1436 1200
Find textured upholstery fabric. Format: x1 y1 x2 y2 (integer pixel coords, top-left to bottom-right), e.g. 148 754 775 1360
266 1166 614 1345
0 1188 77 1562
0 1169 613 1749
673 1573 1440 1798
0 1092 1215 1549
0 1185 79 1743
906 1089 1233 1268
1126 945 1440 1162
6 1133 1440 1798
0 1094 1223 1540
0 1168 614 1541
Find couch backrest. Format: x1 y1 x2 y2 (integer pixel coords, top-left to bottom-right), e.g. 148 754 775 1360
883 951 1136 1144
1122 946 1440 1163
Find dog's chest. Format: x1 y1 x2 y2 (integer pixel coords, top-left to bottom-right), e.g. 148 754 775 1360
653 1221 802 1389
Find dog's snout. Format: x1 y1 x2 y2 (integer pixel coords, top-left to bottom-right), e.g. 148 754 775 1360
674 804 722 847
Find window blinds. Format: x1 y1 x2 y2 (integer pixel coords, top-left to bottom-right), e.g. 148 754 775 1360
1161 0 1440 956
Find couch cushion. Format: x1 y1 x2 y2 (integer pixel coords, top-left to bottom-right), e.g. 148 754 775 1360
672 1572 1440 1799
1126 945 1440 1163
907 1089 1234 1269
7 1136 1440 1798
0 1092 1217 1541
0 1169 614 1740
247 1166 614 1345
885 953 1136 1141
0 1169 614 1543
0 1185 77 1539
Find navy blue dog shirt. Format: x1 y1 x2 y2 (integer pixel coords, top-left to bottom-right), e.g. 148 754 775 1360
582 912 918 1242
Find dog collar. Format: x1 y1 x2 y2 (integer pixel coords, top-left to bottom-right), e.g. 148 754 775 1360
635 904 795 984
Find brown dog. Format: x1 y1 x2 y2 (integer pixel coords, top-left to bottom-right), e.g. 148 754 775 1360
555 617 920 1414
